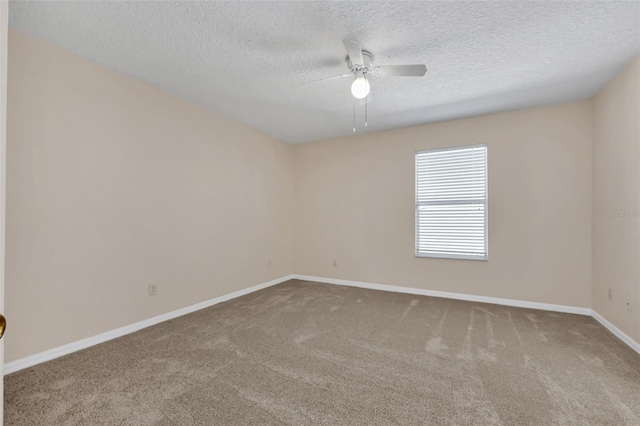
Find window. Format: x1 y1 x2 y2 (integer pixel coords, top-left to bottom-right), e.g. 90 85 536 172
415 144 487 260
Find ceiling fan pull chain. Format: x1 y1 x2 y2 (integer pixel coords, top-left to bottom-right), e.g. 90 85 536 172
365 84 368 127
353 100 356 132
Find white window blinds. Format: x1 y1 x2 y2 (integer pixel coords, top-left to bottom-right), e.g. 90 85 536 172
415 144 487 260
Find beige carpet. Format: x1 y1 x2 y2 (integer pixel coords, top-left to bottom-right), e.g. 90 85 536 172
5 279 640 425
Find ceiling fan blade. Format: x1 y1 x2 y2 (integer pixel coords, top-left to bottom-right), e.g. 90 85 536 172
300 74 351 85
373 64 427 77
343 39 364 66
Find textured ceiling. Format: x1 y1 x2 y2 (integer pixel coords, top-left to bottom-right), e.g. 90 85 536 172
8 1 640 144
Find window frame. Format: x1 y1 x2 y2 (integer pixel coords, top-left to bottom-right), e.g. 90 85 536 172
414 143 488 261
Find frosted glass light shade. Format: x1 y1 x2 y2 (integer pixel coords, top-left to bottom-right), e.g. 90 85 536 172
351 76 370 99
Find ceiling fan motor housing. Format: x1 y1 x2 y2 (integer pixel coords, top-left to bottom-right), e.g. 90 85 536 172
347 50 374 74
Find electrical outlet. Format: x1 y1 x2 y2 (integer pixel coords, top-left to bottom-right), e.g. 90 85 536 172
148 284 158 296
608 288 613 301
627 302 633 312
333 260 337 267
268 260 271 268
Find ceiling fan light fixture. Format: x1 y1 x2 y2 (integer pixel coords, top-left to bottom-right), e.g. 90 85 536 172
351 76 370 99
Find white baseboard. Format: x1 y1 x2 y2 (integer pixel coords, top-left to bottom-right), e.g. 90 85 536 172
4 274 295 374
591 310 640 356
293 274 592 316
294 275 640 355
7 274 637 374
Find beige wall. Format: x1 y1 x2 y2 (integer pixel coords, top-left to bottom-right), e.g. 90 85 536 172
592 56 640 343
293 102 593 308
5 29 293 362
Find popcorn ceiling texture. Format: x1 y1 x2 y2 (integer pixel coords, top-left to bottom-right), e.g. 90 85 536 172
8 1 640 143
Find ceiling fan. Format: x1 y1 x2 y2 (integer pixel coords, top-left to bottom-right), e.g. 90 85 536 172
303 39 427 131
303 39 427 100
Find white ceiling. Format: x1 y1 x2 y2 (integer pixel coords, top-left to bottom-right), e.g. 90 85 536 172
8 1 640 144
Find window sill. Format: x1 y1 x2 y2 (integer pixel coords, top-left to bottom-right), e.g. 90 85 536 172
415 252 488 261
